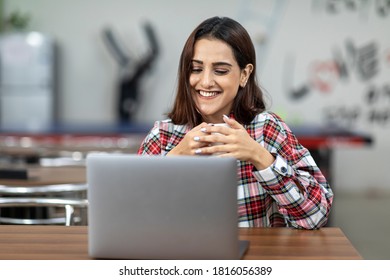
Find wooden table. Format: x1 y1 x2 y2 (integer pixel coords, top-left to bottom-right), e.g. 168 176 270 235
0 226 362 260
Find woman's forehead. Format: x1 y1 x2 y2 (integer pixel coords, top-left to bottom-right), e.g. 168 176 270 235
192 38 237 65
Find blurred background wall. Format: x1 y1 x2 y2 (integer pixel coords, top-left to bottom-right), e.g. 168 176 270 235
1 0 390 258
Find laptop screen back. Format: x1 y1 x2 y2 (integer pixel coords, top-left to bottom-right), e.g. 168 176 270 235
87 154 240 259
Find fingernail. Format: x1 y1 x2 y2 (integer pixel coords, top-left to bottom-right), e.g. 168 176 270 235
223 114 229 120
195 148 202 154
194 136 200 141
200 127 207 132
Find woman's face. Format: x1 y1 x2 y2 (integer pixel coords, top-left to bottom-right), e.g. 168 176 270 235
189 38 252 123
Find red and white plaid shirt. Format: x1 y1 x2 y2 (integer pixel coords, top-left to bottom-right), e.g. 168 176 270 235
137 111 333 229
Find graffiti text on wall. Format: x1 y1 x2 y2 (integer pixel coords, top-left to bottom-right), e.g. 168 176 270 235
284 39 390 127
323 85 390 127
312 0 390 18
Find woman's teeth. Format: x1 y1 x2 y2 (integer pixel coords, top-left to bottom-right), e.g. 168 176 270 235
199 91 218 97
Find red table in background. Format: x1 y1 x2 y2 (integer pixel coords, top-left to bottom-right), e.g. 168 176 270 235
0 124 373 182
291 125 373 185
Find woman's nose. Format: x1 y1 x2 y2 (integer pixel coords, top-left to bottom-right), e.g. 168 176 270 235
200 71 215 88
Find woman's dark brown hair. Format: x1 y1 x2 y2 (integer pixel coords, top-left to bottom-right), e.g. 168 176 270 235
168 16 266 127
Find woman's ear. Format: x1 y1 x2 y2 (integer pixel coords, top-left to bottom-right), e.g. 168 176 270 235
240 64 253 87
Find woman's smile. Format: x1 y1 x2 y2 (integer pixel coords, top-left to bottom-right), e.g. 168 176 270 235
198 90 221 98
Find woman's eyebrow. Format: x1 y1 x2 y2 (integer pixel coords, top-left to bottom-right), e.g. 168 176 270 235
191 59 203 64
191 59 232 67
212 62 232 67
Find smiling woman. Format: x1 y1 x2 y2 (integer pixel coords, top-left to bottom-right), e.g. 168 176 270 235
189 38 253 124
137 16 334 229
169 16 264 128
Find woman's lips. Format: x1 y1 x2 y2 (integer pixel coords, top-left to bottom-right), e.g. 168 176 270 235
198 90 220 97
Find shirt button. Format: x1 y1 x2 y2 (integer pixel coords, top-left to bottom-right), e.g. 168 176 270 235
280 166 287 174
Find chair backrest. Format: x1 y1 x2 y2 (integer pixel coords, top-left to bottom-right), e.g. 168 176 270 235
0 183 87 195
0 184 88 226
0 197 88 225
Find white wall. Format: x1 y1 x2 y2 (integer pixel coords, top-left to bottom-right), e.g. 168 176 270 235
4 0 256 125
3 0 390 190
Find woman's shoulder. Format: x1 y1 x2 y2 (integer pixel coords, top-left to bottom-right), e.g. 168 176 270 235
249 111 293 136
251 111 286 126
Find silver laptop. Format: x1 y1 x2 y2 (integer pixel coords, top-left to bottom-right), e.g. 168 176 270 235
86 153 249 260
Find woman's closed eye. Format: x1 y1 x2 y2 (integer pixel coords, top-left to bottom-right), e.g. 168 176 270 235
214 68 229 75
191 67 202 74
